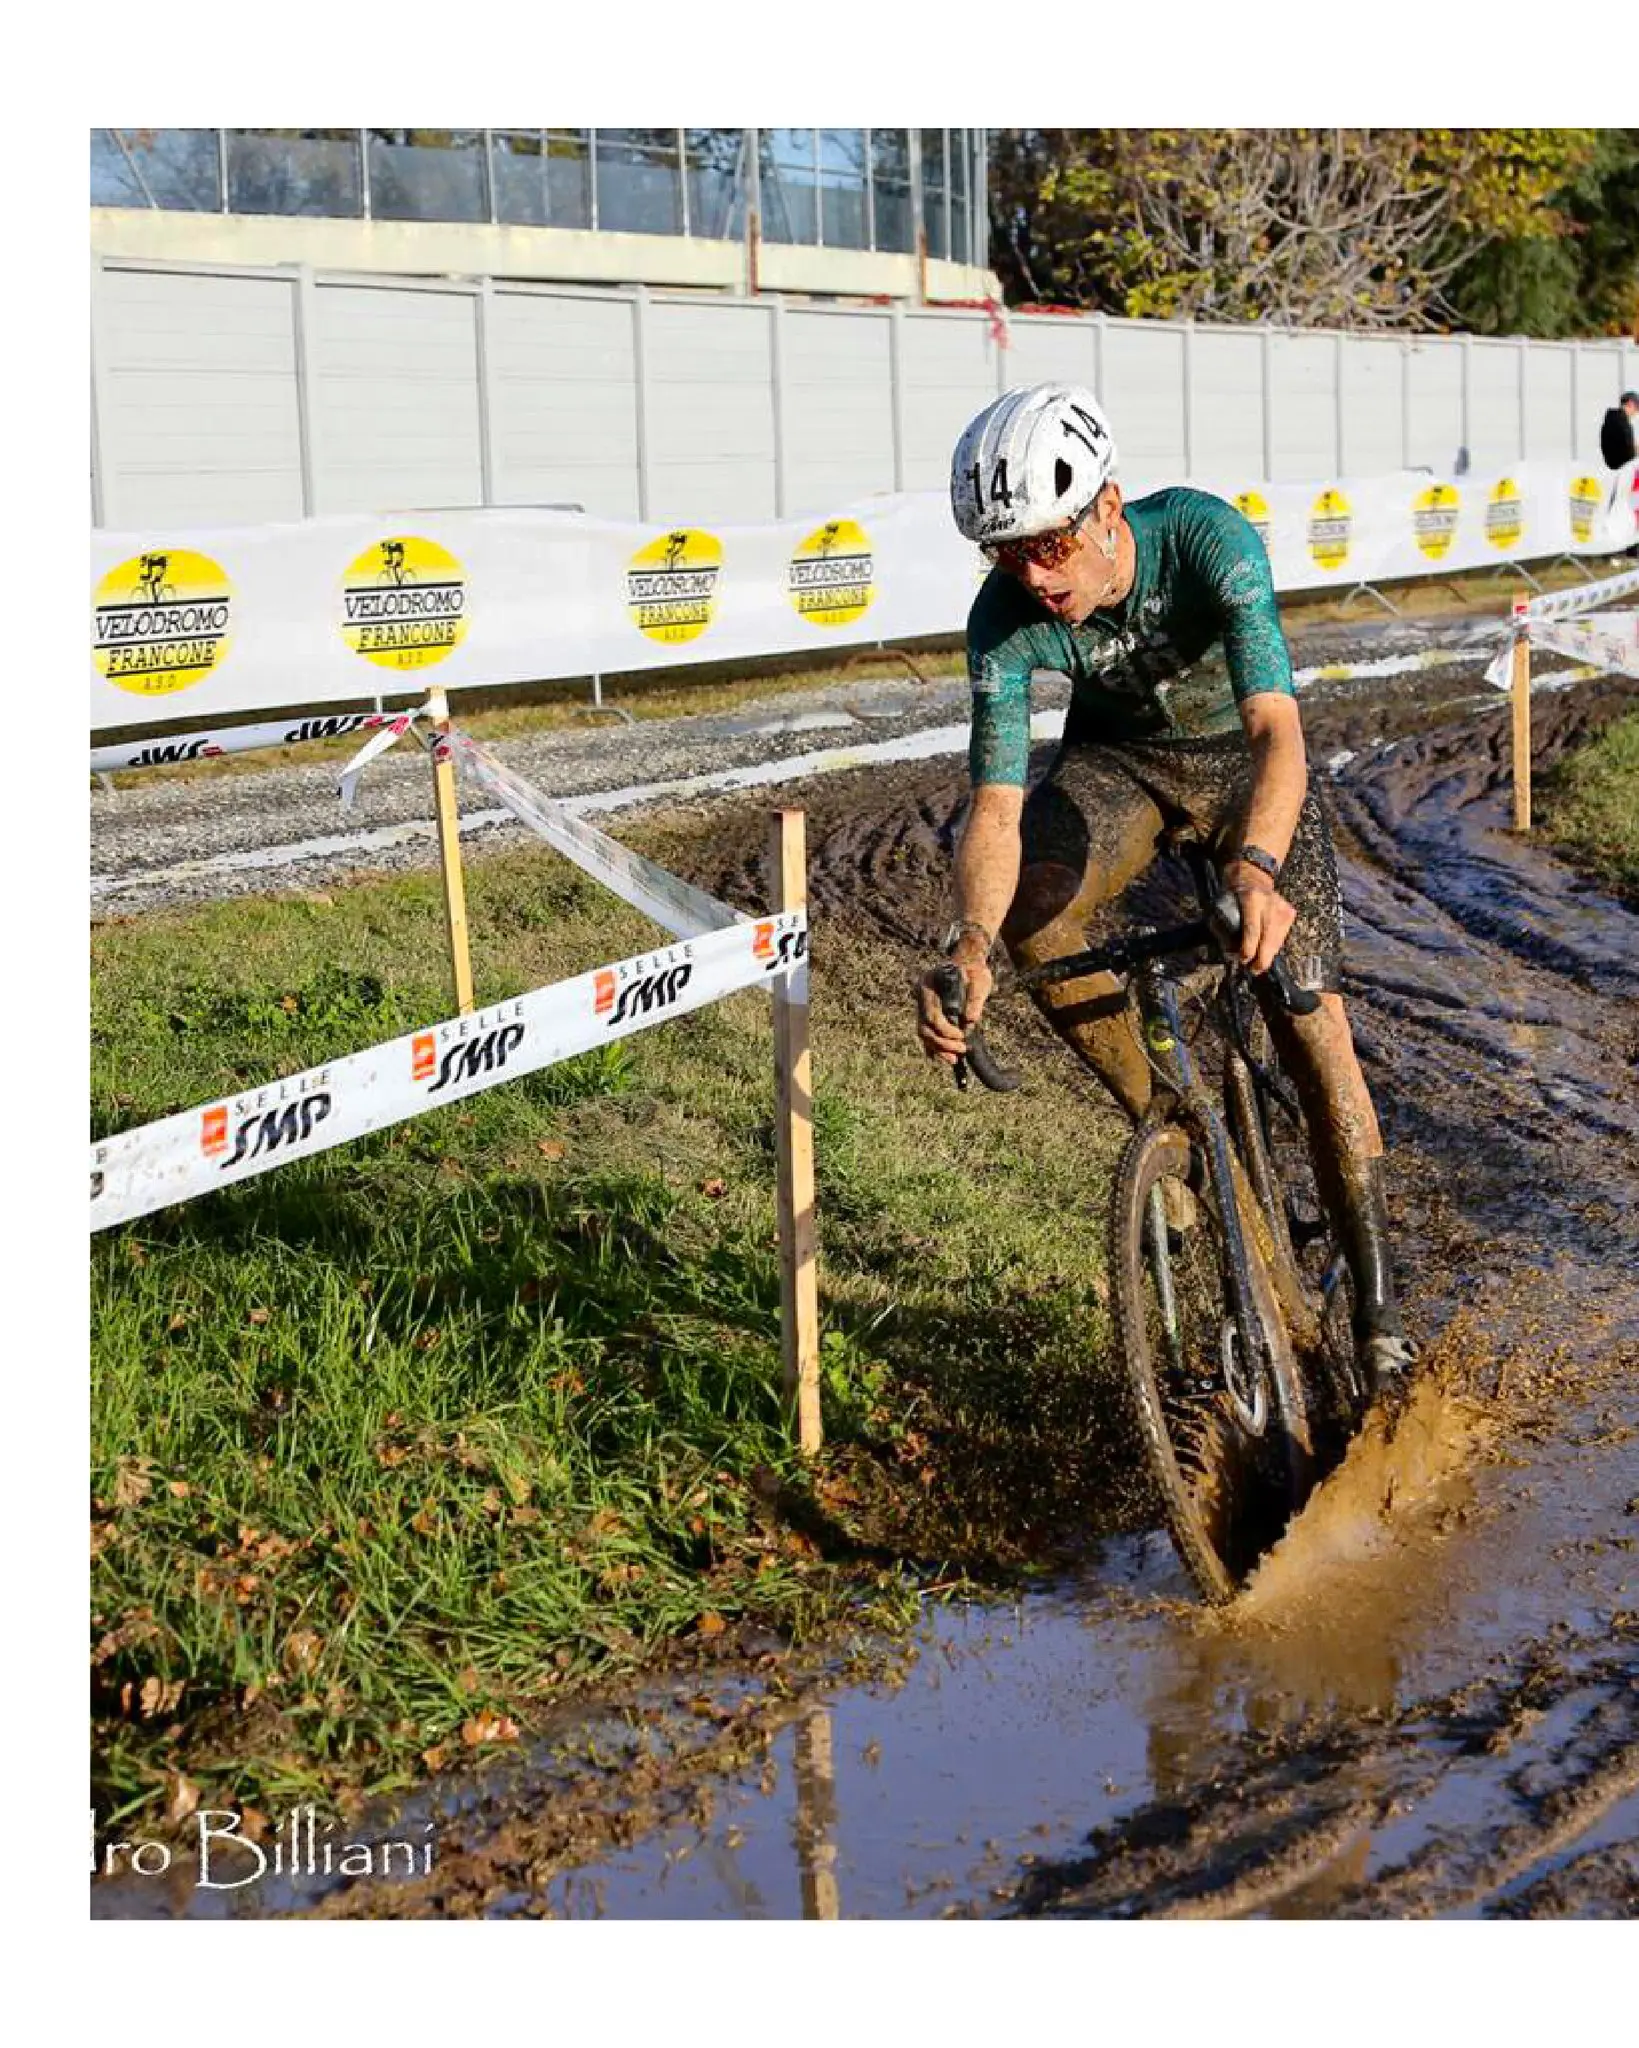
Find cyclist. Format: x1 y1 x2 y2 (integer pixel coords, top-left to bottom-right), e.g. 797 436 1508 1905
915 383 1414 1393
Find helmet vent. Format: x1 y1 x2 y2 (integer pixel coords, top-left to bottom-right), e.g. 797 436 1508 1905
1054 457 1074 498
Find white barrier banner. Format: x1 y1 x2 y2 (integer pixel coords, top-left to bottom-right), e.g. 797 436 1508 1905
1484 605 1639 690
90 910 807 1233
440 727 743 941
90 708 399 775
1522 561 1639 622
91 467 1639 735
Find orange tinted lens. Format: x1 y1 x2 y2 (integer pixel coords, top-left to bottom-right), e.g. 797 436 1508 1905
992 527 1079 572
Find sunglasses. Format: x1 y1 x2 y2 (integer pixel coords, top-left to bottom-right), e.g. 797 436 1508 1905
982 498 1098 574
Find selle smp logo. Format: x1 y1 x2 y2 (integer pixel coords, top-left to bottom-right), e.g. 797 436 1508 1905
411 1021 526 1094
752 921 808 972
201 1093 332 1170
594 960 694 1026
123 736 223 768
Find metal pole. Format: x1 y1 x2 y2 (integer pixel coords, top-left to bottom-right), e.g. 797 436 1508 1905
677 128 690 238
358 129 371 217
292 265 320 516
218 129 230 212
813 128 823 248
909 128 926 302
483 129 497 225
89 255 112 527
943 128 952 267
475 277 497 506
745 126 761 295
588 128 599 232
1260 326 1274 481
770 297 789 518
632 285 653 522
863 126 875 251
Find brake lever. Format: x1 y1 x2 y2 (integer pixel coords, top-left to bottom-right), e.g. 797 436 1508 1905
927 963 1023 1093
1211 891 1321 1017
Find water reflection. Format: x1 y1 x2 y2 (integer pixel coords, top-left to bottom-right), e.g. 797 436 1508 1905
793 1706 842 1919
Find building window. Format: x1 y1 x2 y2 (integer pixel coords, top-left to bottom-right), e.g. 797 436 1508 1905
818 130 868 250
226 130 363 217
595 129 683 237
870 129 913 254
685 128 746 240
760 128 818 247
950 131 972 267
367 129 488 223
920 129 949 261
546 130 593 230
91 128 221 211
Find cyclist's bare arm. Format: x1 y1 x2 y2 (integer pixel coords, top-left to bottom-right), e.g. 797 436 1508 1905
916 781 1023 1064
1226 692 1308 976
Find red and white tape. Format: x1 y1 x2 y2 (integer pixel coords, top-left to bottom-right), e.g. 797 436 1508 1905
90 910 808 1233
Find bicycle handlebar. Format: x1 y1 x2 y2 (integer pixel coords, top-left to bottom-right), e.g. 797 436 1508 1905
927 963 1023 1093
1016 899 1321 1017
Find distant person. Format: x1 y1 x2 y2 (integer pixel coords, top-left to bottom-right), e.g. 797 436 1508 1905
1600 391 1638 472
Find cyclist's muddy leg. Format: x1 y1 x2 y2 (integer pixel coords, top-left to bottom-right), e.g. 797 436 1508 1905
1001 766 1162 1121
1262 993 1404 1344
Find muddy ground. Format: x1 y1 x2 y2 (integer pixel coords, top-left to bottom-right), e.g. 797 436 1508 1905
92 621 1639 1919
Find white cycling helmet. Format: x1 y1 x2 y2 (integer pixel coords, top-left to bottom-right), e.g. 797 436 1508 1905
950 384 1119 545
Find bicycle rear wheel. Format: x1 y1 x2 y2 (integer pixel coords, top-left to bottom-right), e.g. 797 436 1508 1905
1110 1118 1314 1603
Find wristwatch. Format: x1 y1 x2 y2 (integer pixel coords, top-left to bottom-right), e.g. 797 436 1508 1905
941 917 995 959
1232 843 1282 883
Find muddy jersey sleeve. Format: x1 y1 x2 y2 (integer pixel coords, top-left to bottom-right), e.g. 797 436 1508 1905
964 574 1045 788
1180 493 1296 705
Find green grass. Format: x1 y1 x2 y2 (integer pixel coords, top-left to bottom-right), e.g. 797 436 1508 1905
1536 708 1639 904
92 840 1137 1829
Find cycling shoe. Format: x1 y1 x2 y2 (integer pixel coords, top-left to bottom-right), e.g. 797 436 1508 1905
1361 1330 1419 1398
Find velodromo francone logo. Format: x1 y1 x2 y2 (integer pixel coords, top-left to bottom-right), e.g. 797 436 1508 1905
626 529 723 644
1569 475 1603 546
1412 482 1461 561
1307 488 1352 573
1486 478 1525 553
788 519 875 628
93 549 234 697
1231 492 1272 555
340 537 468 671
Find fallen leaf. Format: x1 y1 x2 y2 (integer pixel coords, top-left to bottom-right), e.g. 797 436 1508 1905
139 1675 185 1719
421 1745 450 1773
457 1665 481 1695
536 1139 566 1161
695 1611 727 1638
113 1458 154 1510
461 1711 519 1747
165 1773 200 1824
240 1806 270 1842
166 1312 188 1335
247 1306 271 1326
167 1479 191 1499
281 1629 324 1676
414 1328 442 1352
411 1504 439 1537
699 1178 728 1200
280 994 300 1014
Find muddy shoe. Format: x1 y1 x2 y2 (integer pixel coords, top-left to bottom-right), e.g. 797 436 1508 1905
1362 1331 1419 1400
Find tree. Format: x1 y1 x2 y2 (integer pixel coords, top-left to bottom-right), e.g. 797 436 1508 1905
990 129 1604 332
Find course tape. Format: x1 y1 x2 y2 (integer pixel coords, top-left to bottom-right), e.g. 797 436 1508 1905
440 725 743 941
1485 609 1639 690
91 709 398 777
1522 562 1639 623
89 910 807 1233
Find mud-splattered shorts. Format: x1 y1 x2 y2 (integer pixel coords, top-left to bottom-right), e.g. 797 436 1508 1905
1015 734 1346 992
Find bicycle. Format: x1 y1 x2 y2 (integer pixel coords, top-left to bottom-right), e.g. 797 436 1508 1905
931 834 1369 1603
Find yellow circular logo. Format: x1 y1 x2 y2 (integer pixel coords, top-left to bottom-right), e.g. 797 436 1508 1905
626 529 723 645
1412 482 1461 561
1232 491 1273 555
340 537 467 672
1486 478 1525 553
1307 488 1352 573
1568 475 1603 546
93 549 233 697
788 519 875 628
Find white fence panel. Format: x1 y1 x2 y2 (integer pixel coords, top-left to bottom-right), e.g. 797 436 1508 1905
1005 313 1100 390
781 307 897 517
1101 320 1187 494
311 284 484 514
490 290 641 521
646 298 778 524
97 267 306 527
1268 331 1336 482
1339 336 1404 478
1404 341 1463 472
1191 328 1265 480
1468 339 1523 467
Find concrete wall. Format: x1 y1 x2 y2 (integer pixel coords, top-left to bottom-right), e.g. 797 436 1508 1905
90 253 1639 531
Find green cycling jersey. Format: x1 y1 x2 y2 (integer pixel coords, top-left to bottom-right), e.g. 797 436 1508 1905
966 485 1296 787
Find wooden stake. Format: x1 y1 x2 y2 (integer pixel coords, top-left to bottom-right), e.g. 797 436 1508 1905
427 687 475 1014
1510 597 1532 834
770 808 821 1453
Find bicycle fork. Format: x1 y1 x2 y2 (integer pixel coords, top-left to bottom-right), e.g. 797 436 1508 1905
1136 962 1272 1435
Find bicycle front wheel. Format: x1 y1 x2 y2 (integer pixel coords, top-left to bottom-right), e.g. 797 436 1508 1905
1110 1119 1314 1603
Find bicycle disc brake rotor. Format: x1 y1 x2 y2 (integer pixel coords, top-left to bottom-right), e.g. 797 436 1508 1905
1218 1314 1268 1435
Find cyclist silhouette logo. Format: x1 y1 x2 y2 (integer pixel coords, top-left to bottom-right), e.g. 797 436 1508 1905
133 553 175 604
816 523 841 559
377 540 413 588
662 532 690 571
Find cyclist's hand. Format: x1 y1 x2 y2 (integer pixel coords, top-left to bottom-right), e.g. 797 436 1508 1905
1223 863 1297 976
916 956 994 1065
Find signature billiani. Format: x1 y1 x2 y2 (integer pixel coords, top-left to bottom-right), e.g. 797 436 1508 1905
92 1805 435 1891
